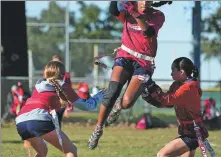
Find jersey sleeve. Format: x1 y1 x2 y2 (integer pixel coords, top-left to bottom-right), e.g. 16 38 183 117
63 72 72 87
158 83 191 106
63 84 79 103
148 11 165 35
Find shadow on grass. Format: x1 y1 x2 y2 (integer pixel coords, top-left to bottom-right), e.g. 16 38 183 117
119 113 178 128
71 140 83 144
61 112 178 128
204 115 221 130
2 139 90 145
62 112 98 124
72 140 109 144
151 117 172 128
152 114 178 125
63 117 91 123
2 140 23 144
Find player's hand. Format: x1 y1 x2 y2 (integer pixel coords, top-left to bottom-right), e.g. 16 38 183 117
123 2 141 18
94 60 107 69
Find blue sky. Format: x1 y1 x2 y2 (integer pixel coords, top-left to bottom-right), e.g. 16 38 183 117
26 1 221 84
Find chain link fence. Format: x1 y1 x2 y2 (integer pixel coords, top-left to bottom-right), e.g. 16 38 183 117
1 76 221 117
1 40 221 118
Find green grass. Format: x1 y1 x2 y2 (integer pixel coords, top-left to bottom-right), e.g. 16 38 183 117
1 112 221 157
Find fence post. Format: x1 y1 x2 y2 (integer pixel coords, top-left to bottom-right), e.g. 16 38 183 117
219 81 221 130
28 50 33 92
219 81 221 112
65 1 70 72
93 44 98 87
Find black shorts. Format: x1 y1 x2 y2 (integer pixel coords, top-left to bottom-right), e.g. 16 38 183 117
177 135 198 151
113 57 153 76
16 120 55 140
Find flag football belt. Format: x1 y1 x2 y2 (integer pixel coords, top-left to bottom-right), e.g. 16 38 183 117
177 117 202 125
121 44 154 62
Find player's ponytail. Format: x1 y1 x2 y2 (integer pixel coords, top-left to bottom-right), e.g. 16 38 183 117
173 57 199 81
192 65 199 81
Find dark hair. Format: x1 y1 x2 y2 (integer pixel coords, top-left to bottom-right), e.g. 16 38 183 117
129 1 172 7
151 1 172 7
172 57 199 81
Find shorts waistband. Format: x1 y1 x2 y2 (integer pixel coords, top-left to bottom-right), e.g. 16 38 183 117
121 44 154 62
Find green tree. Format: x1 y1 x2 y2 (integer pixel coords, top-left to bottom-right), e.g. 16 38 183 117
27 1 122 76
69 2 122 77
202 4 221 63
27 2 69 70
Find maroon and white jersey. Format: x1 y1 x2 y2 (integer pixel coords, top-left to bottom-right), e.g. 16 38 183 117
116 9 165 69
17 79 78 117
63 72 72 87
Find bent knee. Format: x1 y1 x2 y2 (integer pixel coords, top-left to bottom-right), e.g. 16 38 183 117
121 96 134 109
102 81 123 108
38 142 48 157
44 146 48 156
35 148 48 157
157 151 167 157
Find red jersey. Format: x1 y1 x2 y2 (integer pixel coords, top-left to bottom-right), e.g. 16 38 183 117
17 83 79 117
63 72 72 87
116 9 165 69
11 88 26 115
203 99 216 112
15 79 99 125
160 81 202 120
157 80 208 138
203 99 216 120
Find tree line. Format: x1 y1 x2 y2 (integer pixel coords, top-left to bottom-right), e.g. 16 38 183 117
27 1 221 77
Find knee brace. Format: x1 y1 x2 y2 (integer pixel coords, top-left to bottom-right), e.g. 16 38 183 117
102 81 123 109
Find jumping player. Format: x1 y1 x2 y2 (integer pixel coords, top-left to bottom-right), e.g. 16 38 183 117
88 1 172 149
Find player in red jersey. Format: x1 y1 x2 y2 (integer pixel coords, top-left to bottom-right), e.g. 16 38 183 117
16 61 103 157
141 57 210 157
88 1 172 149
203 97 217 120
16 61 78 157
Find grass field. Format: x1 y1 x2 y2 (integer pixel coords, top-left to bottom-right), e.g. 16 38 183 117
1 112 221 157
